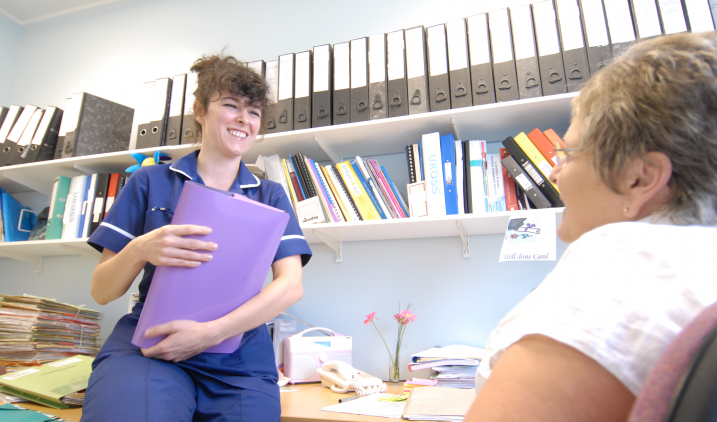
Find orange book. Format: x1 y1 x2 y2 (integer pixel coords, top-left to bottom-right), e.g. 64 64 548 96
103 173 121 218
526 128 558 167
543 128 567 149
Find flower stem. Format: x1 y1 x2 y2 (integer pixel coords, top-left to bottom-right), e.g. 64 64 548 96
371 320 393 358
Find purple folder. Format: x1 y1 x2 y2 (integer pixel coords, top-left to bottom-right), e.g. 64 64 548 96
132 181 290 353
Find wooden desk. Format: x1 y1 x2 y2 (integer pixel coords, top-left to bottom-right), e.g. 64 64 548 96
16 382 405 422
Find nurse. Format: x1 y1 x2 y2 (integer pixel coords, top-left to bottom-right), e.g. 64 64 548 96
81 54 312 422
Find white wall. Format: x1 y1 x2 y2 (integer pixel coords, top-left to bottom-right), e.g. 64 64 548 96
0 13 22 106
0 0 570 380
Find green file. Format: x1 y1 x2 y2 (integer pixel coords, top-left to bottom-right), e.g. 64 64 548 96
0 355 93 409
45 176 71 240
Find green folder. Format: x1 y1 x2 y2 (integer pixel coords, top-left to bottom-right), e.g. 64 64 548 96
45 176 71 240
0 355 93 409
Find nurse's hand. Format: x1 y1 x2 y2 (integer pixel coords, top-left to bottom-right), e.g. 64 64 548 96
134 224 217 267
140 319 221 362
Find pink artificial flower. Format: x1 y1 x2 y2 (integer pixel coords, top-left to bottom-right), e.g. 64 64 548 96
364 312 378 325
398 309 417 325
394 313 402 323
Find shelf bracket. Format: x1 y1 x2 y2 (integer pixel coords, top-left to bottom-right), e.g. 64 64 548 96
73 164 96 175
457 221 470 258
313 230 342 263
451 117 461 141
3 172 53 196
60 244 101 260
314 136 342 164
0 251 43 273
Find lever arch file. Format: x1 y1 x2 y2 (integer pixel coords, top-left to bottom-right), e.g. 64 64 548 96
264 60 280 134
0 104 37 167
165 74 186 146
61 92 134 158
181 72 199 143
132 181 290 353
511 4 543 99
0 107 7 129
248 60 265 78
368 33 388 120
276 53 295 133
0 105 23 164
333 42 351 125
489 8 520 102
146 77 172 147
405 26 430 114
136 80 157 149
554 0 592 91
7 108 44 166
578 0 614 74
603 0 637 57
446 19 473 109
533 0 567 96
683 0 716 31
312 44 332 127
350 37 370 123
54 98 71 159
629 0 663 39
294 51 312 130
657 0 688 34
427 24 452 111
387 29 409 117
467 13 497 105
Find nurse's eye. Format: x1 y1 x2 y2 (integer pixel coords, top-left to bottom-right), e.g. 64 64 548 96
224 103 238 109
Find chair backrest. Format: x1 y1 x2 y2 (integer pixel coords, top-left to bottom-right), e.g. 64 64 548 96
628 301 717 422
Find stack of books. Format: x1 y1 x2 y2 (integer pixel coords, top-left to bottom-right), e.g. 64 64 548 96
406 127 566 217
262 153 408 225
408 345 485 389
0 295 102 368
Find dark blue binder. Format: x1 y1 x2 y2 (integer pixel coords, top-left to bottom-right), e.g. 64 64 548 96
0 187 37 242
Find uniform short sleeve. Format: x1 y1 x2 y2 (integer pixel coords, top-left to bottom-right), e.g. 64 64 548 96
268 183 312 266
88 169 149 254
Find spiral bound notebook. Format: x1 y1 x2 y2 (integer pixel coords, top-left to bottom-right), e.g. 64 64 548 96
132 181 290 353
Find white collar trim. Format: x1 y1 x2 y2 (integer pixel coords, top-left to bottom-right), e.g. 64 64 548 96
240 173 261 189
169 163 194 180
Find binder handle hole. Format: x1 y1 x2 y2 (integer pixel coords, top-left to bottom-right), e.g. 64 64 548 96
318 108 328 118
476 84 489 94
2 147 9 153
279 110 288 124
411 89 422 105
30 145 37 151
337 105 347 115
168 130 177 140
140 129 147 136
455 86 467 97
499 80 511 90
357 99 368 111
549 72 563 83
267 117 276 129
569 69 583 80
373 94 383 110
17 147 24 153
390 95 402 106
297 110 307 122
152 126 159 134
435 90 447 102
526 77 538 88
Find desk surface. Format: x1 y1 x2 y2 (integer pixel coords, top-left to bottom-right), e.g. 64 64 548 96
16 382 406 422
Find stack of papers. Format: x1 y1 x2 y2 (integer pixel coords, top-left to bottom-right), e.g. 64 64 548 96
0 295 102 367
322 393 406 419
409 345 485 389
402 386 475 420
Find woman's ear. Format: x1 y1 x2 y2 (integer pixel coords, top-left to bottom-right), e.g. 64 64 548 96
623 152 673 219
193 100 205 125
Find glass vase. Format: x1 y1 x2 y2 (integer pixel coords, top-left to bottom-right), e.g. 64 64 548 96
388 352 400 383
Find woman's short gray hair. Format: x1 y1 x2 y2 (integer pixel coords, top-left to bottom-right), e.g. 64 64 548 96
573 32 717 225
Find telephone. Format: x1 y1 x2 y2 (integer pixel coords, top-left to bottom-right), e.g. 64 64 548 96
316 360 387 395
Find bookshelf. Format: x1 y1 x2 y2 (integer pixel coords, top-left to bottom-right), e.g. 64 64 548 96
0 92 574 266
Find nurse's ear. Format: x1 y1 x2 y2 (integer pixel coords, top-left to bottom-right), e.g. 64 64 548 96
194 100 206 126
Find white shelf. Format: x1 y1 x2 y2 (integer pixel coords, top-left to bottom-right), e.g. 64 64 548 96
0 92 576 194
303 208 564 244
0 238 98 257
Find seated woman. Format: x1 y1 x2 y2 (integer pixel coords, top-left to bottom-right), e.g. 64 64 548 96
465 32 717 422
81 55 311 421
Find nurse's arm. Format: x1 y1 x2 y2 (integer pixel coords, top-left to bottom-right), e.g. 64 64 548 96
464 334 635 422
90 224 216 305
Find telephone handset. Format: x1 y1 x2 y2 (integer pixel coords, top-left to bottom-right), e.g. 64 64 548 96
316 360 387 395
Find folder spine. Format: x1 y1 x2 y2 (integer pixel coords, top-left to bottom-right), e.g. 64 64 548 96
510 4 544 99
554 0 592 92
489 9 520 102
165 74 186 146
533 1 568 96
294 51 312 130
578 0 614 74
181 72 199 143
276 53 295 133
426 24 452 112
467 14 497 105
333 42 351 125
368 33 388 120
312 45 333 128
602 0 638 57
350 38 370 123
446 19 473 109
387 30 409 117
405 26 430 114
264 60 280 134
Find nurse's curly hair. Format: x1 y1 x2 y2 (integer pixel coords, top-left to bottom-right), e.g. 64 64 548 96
189 53 270 137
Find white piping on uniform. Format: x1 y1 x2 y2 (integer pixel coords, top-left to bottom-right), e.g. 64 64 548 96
281 235 305 241
240 174 261 189
169 164 194 180
99 222 136 240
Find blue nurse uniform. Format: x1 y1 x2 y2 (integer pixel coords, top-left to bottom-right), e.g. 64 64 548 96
81 151 312 422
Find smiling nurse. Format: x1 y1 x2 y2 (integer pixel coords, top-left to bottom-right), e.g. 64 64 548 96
80 55 312 422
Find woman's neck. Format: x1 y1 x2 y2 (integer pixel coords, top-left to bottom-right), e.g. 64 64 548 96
196 149 242 191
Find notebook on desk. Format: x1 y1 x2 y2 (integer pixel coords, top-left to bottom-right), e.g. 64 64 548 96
402 386 476 421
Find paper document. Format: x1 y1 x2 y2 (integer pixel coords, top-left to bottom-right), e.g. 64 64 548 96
402 387 475 420
411 344 486 362
322 393 406 419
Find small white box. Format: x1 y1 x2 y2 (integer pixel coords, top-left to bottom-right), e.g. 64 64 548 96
283 327 352 384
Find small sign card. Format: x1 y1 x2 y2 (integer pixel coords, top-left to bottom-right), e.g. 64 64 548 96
499 210 557 262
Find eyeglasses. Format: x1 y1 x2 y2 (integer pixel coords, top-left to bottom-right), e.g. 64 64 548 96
554 143 592 168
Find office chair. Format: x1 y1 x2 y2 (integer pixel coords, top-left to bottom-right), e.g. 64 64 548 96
628 301 717 422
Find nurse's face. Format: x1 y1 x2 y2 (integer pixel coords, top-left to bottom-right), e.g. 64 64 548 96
195 91 262 159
